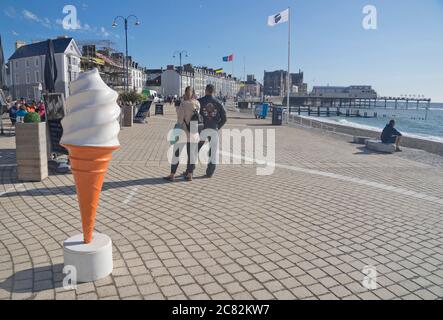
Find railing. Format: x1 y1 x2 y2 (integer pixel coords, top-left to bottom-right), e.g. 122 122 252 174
225 100 239 112
285 112 337 133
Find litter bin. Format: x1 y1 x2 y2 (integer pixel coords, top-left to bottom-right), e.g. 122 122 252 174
272 107 283 125
254 103 269 119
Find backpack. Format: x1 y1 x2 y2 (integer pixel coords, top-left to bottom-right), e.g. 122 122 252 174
185 109 204 133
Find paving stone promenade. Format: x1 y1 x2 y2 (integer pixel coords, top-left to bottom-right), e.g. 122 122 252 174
0 105 442 300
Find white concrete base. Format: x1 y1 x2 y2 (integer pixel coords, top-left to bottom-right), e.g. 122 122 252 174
366 140 396 154
353 136 371 145
63 233 113 283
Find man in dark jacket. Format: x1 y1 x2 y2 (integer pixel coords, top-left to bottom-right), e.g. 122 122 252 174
381 120 402 152
197 84 227 178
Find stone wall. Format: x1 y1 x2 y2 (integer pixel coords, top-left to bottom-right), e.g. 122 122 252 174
289 115 443 156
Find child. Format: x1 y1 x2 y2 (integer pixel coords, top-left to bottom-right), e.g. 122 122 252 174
15 105 28 123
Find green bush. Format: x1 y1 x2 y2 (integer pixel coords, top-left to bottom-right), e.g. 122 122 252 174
24 112 41 123
119 91 146 104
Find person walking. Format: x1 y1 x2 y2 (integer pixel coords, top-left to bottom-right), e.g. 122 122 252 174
197 84 227 178
164 86 200 182
8 102 18 126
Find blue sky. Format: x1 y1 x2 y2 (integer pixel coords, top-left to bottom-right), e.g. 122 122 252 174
1 0 443 101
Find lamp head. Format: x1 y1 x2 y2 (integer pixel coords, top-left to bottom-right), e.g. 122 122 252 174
135 21 141 26
112 21 117 28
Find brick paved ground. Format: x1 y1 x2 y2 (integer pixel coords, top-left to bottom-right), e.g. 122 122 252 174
0 105 442 300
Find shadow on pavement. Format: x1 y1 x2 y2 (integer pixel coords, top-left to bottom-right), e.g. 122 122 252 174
0 177 180 198
353 146 391 155
246 123 277 127
0 149 16 165
0 264 65 294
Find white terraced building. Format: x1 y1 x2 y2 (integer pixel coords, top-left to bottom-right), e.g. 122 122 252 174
161 64 241 98
8 37 82 100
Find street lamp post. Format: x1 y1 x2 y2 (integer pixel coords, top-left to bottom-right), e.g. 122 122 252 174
112 15 140 93
173 50 189 98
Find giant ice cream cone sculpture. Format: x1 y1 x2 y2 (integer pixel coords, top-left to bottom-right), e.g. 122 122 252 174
61 68 121 244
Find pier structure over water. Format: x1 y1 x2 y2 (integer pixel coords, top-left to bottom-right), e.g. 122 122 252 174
282 95 432 111
237 94 432 120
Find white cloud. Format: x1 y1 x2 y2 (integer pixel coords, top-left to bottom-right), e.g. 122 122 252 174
12 31 19 36
101 27 110 37
4 6 16 18
54 15 111 38
42 17 52 28
23 9 39 22
22 9 52 28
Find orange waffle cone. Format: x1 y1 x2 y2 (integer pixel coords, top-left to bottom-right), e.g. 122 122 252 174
63 144 119 244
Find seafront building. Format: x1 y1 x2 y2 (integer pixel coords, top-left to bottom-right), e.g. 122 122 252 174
145 69 163 94
81 46 146 94
7 37 82 100
161 64 241 98
311 86 377 99
81 45 125 91
6 36 147 99
239 75 263 99
263 69 308 97
128 58 146 94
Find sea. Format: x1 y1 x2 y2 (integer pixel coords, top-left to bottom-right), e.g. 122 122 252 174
298 102 443 143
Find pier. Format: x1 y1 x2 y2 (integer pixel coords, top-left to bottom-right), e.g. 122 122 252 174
289 106 378 118
283 95 432 110
238 95 432 120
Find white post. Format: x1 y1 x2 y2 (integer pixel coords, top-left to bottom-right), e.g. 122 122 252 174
287 7 291 124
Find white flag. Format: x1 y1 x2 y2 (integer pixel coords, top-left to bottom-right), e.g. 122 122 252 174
268 9 289 27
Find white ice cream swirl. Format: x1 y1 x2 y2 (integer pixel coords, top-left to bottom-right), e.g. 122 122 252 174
61 68 121 147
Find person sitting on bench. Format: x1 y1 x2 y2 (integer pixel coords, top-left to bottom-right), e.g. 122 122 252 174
381 120 402 152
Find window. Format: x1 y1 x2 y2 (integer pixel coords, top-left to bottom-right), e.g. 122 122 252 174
35 71 40 83
35 58 39 67
26 59 30 68
15 74 20 85
26 72 31 84
15 61 19 68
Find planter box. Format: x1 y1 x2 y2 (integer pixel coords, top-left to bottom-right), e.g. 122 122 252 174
15 122 48 182
123 105 133 127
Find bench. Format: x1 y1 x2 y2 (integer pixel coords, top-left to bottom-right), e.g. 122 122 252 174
366 140 396 154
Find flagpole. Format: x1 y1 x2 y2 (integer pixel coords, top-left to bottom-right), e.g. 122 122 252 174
287 7 291 124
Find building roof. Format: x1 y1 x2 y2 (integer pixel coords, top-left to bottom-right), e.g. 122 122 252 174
146 69 163 74
9 38 74 60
